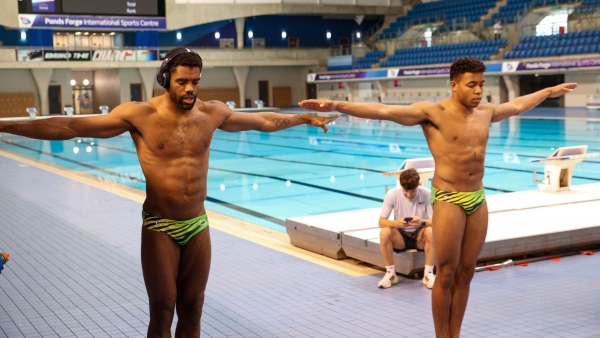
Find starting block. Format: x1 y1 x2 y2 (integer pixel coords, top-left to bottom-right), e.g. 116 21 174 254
226 101 236 110
586 94 600 110
64 106 74 116
254 100 265 109
381 157 435 188
532 145 599 192
26 107 37 119
99 106 109 115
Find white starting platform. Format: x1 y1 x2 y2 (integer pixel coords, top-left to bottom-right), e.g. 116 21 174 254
586 94 600 110
286 147 600 275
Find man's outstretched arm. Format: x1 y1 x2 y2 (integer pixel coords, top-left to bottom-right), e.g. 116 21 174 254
218 104 338 133
0 102 139 140
298 100 430 126
491 83 577 122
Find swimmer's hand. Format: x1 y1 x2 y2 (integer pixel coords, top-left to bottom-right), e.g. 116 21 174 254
298 99 337 112
306 114 339 133
548 83 578 98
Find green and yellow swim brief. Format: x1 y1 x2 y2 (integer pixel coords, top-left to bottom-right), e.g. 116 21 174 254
142 211 209 246
430 186 486 216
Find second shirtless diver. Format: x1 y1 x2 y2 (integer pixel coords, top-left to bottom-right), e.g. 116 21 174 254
300 58 576 338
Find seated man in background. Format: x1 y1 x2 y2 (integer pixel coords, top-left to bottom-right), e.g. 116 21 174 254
378 169 435 289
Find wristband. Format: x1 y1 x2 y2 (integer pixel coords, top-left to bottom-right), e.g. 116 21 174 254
331 101 338 111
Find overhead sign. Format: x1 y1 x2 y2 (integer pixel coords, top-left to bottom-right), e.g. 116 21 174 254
502 57 600 72
43 50 91 61
18 14 166 30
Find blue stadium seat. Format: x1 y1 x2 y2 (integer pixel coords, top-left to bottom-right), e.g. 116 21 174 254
555 47 563 55
583 45 591 54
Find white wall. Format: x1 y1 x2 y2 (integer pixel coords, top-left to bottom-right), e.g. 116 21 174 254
245 66 309 106
93 69 120 113
564 72 600 107
71 71 94 87
119 69 144 103
315 74 503 105
0 0 18 28
387 77 450 99
0 69 40 111
317 82 349 101
49 69 73 113
199 67 238 89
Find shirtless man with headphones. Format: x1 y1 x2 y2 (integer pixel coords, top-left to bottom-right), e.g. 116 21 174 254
0 46 337 337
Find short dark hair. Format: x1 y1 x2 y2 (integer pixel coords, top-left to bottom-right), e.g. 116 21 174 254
399 169 420 190
165 47 203 74
450 58 486 81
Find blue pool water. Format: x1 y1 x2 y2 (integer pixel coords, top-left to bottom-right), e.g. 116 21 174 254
1 108 599 231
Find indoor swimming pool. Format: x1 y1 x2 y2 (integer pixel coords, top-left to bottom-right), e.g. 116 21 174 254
0 108 598 230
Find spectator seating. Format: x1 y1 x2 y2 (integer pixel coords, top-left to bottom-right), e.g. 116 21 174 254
327 51 386 71
378 0 497 40
486 0 575 27
380 39 506 68
504 30 600 59
575 0 600 13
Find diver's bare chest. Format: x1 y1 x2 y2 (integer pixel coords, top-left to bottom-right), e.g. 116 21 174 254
436 119 489 145
141 121 213 155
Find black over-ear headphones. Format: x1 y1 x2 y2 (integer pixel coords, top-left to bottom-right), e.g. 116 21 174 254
156 48 200 89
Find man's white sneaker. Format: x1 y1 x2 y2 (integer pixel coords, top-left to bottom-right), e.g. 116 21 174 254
422 272 435 289
378 272 399 288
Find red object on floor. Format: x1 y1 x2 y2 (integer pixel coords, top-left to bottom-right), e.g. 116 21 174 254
550 257 561 262
484 266 502 271
516 262 529 267
578 251 595 255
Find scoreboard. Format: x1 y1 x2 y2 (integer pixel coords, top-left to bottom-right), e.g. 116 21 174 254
18 0 165 17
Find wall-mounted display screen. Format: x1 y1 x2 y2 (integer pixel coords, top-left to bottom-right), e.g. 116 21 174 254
18 0 165 17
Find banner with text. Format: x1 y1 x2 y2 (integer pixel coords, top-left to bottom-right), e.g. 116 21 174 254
17 49 158 62
307 63 502 82
43 50 91 61
502 57 600 72
18 14 166 30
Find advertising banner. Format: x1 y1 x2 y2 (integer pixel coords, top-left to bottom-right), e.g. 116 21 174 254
16 49 43 62
43 50 91 61
17 49 157 62
18 14 166 30
307 62 503 82
91 49 158 61
502 57 600 72
309 70 389 82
